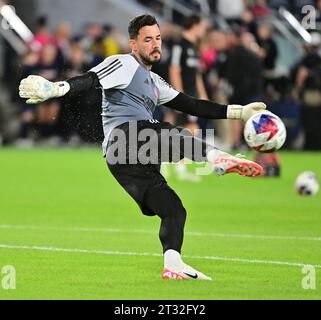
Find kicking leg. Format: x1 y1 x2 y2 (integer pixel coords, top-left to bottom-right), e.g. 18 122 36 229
160 126 263 177
175 131 263 178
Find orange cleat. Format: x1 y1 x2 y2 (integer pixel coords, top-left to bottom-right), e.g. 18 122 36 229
212 153 263 177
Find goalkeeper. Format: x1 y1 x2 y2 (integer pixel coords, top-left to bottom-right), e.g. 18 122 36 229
19 14 266 280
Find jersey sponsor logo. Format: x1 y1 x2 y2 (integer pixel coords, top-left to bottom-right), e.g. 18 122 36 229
142 95 156 115
148 119 159 124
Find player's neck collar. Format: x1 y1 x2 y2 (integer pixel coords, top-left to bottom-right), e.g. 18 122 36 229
130 53 151 71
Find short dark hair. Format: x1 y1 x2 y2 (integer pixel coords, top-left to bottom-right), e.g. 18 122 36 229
183 14 201 30
128 14 159 39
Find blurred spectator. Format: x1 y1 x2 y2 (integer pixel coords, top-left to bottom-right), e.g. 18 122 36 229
54 22 72 63
204 30 233 149
58 43 98 144
168 14 209 181
223 28 264 103
80 23 104 66
104 25 129 55
256 22 278 73
199 29 220 102
220 27 264 149
29 16 54 52
200 32 218 74
91 35 107 65
241 31 261 54
31 43 62 142
241 7 257 34
206 30 230 100
152 22 177 122
169 14 209 132
64 43 89 77
294 32 321 149
17 51 40 145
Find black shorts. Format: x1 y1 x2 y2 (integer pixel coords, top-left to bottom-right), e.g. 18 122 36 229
105 120 208 215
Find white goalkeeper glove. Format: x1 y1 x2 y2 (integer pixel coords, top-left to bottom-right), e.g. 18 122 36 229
227 102 267 122
19 75 70 104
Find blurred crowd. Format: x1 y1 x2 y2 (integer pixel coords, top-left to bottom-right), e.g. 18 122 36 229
3 0 321 150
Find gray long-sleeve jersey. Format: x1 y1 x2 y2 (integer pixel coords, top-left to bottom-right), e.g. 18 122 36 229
90 54 179 155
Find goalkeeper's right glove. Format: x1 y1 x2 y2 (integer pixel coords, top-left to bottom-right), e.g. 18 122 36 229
19 75 70 104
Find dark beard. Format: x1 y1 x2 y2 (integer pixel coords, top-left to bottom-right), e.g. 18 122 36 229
139 51 161 67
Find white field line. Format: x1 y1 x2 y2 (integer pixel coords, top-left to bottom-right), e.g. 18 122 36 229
0 224 321 242
0 244 320 269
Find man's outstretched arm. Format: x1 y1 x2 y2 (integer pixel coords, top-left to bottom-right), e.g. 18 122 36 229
19 72 100 104
164 93 266 122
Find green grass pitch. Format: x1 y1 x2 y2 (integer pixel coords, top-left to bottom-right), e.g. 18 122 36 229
0 148 320 300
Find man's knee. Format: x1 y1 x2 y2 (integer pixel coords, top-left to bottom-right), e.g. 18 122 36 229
171 198 187 221
158 192 187 223
143 188 187 221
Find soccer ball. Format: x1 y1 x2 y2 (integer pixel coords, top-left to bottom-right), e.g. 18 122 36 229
244 112 286 153
295 171 319 196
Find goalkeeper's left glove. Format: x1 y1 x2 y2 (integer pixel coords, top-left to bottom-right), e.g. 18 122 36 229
227 102 267 122
19 75 70 104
